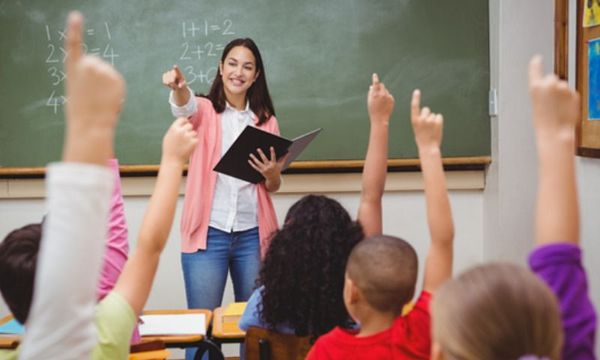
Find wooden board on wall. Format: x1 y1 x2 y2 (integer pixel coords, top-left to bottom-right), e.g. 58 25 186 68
576 0 600 157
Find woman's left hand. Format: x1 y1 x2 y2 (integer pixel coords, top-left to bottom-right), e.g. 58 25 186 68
248 147 287 191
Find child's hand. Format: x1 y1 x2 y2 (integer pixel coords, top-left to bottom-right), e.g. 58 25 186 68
65 11 125 133
162 117 198 163
411 89 443 150
162 65 188 90
528 55 580 138
367 73 395 124
248 147 288 182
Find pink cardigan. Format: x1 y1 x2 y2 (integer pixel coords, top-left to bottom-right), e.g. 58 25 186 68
181 97 279 258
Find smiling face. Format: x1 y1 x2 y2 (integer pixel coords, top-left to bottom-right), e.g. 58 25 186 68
219 45 259 101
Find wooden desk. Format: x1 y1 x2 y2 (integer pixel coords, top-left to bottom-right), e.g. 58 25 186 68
0 315 20 350
211 307 245 342
0 314 172 360
1 309 215 358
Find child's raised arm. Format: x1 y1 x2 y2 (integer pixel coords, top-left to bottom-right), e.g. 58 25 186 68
357 73 394 236
411 90 454 294
20 11 125 360
529 56 580 246
113 117 198 315
528 56 596 359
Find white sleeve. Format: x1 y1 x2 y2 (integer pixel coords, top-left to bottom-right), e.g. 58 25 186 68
169 87 198 117
19 162 113 360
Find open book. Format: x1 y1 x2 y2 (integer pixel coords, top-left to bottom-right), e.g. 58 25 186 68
214 127 322 183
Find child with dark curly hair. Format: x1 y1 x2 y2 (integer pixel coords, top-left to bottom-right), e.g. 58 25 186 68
239 74 394 341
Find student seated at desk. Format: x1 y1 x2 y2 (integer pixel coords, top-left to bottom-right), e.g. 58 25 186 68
239 74 393 340
306 90 455 360
0 11 198 360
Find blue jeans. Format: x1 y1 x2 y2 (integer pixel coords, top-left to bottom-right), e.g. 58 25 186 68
181 226 260 360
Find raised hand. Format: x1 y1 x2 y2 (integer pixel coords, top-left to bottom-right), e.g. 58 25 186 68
63 11 125 165
411 89 443 150
367 73 395 124
357 73 393 236
528 55 580 138
162 117 198 164
162 65 188 90
65 12 125 132
411 89 454 294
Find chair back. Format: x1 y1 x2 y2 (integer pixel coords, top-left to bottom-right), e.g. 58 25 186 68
244 327 311 360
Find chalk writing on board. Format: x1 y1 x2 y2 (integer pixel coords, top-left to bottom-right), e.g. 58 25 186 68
184 66 218 85
178 19 236 85
180 42 221 61
182 19 236 38
44 23 119 114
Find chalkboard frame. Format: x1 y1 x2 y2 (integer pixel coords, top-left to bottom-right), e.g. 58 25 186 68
0 157 491 178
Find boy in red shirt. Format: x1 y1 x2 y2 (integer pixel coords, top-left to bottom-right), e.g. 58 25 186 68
307 89 455 360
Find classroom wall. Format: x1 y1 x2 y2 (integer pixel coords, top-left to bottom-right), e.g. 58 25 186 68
484 0 552 264
0 175 485 315
578 158 600 358
488 0 600 356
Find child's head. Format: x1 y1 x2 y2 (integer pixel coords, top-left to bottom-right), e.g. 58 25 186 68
432 263 562 360
206 37 274 125
344 235 418 320
258 195 363 338
0 223 42 324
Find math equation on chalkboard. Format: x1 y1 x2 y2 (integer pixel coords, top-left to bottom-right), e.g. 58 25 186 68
43 22 119 115
40 18 236 115
178 19 236 86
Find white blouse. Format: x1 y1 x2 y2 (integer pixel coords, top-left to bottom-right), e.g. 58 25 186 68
170 88 258 233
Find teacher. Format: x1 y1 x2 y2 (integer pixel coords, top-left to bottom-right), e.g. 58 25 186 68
162 38 283 358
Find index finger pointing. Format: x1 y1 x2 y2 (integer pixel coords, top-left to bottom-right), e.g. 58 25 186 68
528 55 544 86
65 11 84 77
411 89 421 120
174 65 184 79
372 73 380 85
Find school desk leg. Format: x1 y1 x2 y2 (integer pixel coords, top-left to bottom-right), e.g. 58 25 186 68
193 339 225 360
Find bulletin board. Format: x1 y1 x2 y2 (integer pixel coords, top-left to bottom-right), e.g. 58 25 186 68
573 0 600 156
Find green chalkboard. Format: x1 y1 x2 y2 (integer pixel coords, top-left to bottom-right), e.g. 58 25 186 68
0 0 489 169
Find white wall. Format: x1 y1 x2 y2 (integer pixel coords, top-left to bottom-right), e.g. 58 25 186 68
0 175 484 313
484 0 550 263
578 158 600 358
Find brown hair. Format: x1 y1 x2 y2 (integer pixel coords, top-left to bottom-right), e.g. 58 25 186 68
0 223 42 323
432 263 563 360
346 235 418 315
199 38 275 125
